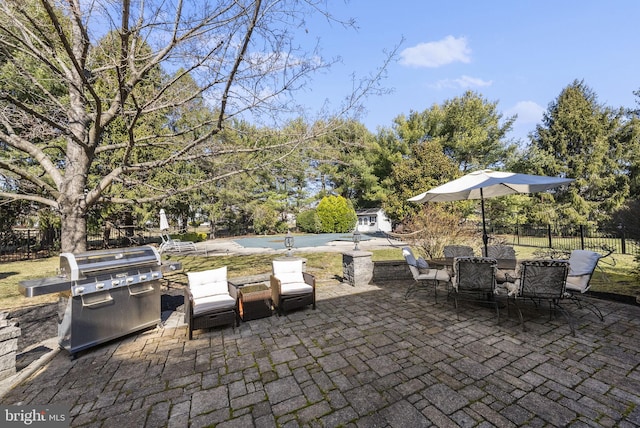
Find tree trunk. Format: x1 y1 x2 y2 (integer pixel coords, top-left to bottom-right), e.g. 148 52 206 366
60 55 92 253
60 199 87 253
59 137 90 253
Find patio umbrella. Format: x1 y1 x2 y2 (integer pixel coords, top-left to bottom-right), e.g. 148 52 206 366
159 209 170 231
408 169 574 255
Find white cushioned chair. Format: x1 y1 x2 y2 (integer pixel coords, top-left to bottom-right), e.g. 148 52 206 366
402 247 451 301
270 259 315 315
185 266 239 339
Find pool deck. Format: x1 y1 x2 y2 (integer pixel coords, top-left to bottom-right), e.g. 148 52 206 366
194 233 406 256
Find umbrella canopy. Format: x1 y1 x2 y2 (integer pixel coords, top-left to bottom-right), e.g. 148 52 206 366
159 209 170 231
408 169 574 254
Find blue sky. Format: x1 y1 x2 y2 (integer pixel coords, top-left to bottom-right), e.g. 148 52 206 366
295 0 639 142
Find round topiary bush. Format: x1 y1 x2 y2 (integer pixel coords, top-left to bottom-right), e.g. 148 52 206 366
316 195 357 233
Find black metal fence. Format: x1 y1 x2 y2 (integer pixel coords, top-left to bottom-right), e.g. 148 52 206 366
492 224 639 256
2 223 639 263
0 227 160 263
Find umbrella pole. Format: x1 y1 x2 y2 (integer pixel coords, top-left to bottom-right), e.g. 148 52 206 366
480 189 488 256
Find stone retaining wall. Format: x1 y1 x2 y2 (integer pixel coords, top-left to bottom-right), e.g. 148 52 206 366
0 314 21 381
371 259 412 283
229 258 413 287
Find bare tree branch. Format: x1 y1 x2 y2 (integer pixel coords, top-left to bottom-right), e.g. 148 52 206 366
0 0 392 251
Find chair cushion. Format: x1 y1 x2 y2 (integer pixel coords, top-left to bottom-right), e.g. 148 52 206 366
187 267 228 298
276 272 305 285
417 257 429 269
416 269 450 282
273 259 303 275
565 274 590 293
568 250 600 276
501 280 520 296
193 293 236 316
495 269 517 283
281 282 313 295
402 247 417 266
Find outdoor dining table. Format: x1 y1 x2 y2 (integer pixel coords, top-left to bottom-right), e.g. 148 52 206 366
427 258 518 284
427 258 518 271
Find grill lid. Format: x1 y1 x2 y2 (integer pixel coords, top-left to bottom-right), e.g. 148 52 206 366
60 245 161 280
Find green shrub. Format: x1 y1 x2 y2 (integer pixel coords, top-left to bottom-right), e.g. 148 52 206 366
275 221 289 234
297 209 323 233
316 195 357 233
253 204 280 235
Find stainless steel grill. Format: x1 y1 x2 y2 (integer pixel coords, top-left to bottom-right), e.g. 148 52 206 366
19 245 181 358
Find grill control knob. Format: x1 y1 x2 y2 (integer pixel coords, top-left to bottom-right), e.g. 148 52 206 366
76 287 85 294
112 280 120 286
126 277 134 283
96 283 104 290
140 275 147 280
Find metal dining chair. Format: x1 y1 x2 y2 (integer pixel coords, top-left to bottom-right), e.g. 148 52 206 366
486 245 517 283
402 247 451 302
564 250 605 321
443 245 475 258
509 259 574 336
451 257 500 323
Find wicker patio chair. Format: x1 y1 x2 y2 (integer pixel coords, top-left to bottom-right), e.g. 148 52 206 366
270 259 316 315
185 266 239 339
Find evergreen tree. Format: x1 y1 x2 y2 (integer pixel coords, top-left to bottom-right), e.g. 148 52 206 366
378 91 515 223
527 80 628 225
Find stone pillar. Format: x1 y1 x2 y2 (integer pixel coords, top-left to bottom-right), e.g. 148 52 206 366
342 250 373 286
0 313 21 381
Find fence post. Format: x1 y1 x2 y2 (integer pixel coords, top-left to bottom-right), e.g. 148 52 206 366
620 226 627 254
27 229 31 259
547 225 552 248
580 225 585 250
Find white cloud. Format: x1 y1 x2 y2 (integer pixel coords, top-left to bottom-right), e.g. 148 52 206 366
431 75 493 89
400 36 471 68
506 101 545 123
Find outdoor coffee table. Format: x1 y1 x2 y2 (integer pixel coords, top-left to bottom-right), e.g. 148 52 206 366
237 283 273 321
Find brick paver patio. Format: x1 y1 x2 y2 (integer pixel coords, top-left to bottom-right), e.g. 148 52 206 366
2 280 640 427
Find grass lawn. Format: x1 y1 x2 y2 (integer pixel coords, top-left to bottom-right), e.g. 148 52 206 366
1 245 637 311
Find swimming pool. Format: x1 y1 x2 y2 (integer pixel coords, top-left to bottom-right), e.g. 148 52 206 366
233 233 370 250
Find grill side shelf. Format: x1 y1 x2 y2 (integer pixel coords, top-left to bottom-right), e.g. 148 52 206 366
19 277 74 297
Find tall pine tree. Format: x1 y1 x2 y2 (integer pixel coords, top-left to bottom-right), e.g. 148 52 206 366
527 80 628 225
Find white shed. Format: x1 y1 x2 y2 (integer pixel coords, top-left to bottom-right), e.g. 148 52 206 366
355 208 392 233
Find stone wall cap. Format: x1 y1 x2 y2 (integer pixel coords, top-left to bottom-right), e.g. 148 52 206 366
342 250 373 257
